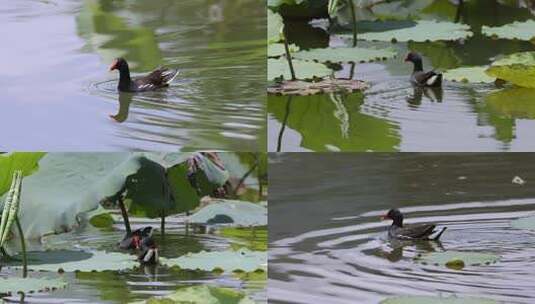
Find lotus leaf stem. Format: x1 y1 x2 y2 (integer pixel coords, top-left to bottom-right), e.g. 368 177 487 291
348 0 357 47
14 216 27 278
282 26 296 81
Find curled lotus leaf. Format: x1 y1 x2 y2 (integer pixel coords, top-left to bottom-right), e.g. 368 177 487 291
511 215 535 230
268 10 284 44
482 20 535 41
486 52 535 89
268 58 332 81
293 47 397 64
0 277 67 295
268 79 369 95
380 295 500 304
189 199 267 227
443 66 496 84
160 248 267 273
345 20 472 43
415 251 500 269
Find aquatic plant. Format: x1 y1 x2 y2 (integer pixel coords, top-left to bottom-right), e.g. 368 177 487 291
485 52 535 89
131 285 255 304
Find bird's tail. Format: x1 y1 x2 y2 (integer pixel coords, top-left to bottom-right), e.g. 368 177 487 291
163 68 180 84
432 227 447 241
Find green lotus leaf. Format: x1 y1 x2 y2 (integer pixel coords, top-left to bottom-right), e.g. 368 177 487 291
268 43 299 58
511 215 535 230
293 47 397 64
268 79 368 95
380 295 500 304
347 20 472 43
160 248 267 273
371 0 434 20
268 10 284 44
9 250 138 272
482 20 535 41
0 152 45 197
416 251 500 269
485 88 535 119
486 52 535 88
443 66 496 83
132 285 255 304
0 277 67 295
189 199 267 227
268 58 332 80
220 226 268 251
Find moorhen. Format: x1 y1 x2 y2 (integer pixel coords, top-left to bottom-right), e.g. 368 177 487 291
381 208 447 241
136 227 159 264
109 58 179 92
405 52 442 87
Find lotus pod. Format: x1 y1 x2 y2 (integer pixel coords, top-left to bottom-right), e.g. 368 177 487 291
0 172 19 246
0 170 22 246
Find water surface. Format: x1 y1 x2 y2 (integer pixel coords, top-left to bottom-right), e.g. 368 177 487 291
269 153 535 303
1 0 265 151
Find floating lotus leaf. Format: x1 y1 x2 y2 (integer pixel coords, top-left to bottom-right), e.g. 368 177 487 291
268 58 332 80
268 79 369 95
0 277 67 295
511 215 535 230
415 251 500 269
443 66 496 84
268 43 299 58
132 285 255 304
268 10 284 44
485 88 535 119
293 47 397 64
189 199 267 227
220 227 268 251
482 20 535 41
347 20 472 43
486 52 535 89
380 295 500 304
160 248 267 273
9 250 137 272
371 0 434 20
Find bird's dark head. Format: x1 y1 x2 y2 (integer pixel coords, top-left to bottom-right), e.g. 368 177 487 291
404 52 422 63
109 57 128 71
141 226 154 238
381 208 404 226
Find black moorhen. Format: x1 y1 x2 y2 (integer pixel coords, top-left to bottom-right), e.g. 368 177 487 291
137 227 159 264
381 208 447 241
109 58 179 92
405 52 442 87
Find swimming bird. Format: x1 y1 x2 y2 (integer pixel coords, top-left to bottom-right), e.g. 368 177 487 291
404 52 442 87
109 58 179 92
381 208 447 241
136 227 159 264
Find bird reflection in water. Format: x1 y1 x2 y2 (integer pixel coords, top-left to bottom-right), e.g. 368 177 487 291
377 239 445 263
110 92 134 123
407 86 444 107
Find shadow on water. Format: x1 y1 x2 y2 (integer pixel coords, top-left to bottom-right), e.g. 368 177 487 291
269 153 535 303
268 0 535 152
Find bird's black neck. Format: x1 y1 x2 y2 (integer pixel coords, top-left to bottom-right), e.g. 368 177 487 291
412 60 423 72
392 217 403 228
118 65 132 91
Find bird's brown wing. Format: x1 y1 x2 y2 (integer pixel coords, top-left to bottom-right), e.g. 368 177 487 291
135 67 179 91
398 223 436 239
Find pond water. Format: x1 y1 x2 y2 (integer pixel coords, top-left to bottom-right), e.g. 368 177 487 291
269 0 535 152
0 0 265 151
269 153 535 303
0 217 267 303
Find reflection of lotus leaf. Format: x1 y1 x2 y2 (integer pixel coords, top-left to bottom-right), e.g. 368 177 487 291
486 52 535 89
380 295 500 304
511 215 535 230
349 20 472 42
443 66 495 83
485 88 535 119
293 47 396 63
268 79 368 95
160 248 266 273
10 250 137 272
482 20 535 41
268 93 399 152
268 58 332 80
268 43 299 58
268 10 284 44
189 200 267 227
0 277 67 295
416 251 500 268
133 285 255 304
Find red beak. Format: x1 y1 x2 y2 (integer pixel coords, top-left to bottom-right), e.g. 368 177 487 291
109 60 118 71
